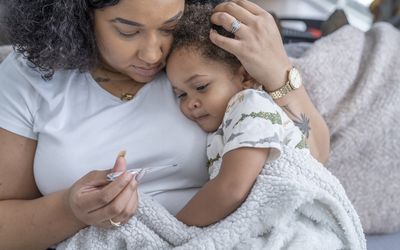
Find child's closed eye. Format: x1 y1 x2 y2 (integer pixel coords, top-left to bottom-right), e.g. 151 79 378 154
174 90 187 99
196 83 209 91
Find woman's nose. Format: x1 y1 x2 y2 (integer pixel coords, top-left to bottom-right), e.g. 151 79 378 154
138 33 163 65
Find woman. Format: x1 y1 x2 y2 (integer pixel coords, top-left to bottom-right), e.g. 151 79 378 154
0 0 329 249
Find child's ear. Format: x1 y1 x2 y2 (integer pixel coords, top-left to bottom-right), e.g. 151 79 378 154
237 66 260 90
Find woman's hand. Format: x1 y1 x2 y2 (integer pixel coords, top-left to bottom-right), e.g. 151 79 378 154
210 0 331 163
210 0 292 91
66 153 139 229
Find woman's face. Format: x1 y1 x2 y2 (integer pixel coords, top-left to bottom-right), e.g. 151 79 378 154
93 0 184 83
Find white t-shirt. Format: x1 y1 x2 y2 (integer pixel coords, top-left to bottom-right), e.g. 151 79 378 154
207 89 309 179
0 52 209 215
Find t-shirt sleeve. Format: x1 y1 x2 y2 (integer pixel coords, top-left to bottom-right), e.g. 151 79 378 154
0 52 39 140
222 90 286 162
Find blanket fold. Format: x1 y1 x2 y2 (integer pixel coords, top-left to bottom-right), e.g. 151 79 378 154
57 146 366 250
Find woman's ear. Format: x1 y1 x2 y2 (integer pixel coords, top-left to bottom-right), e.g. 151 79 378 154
237 66 260 90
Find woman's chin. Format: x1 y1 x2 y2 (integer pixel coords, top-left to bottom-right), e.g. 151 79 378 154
129 66 163 82
129 72 160 83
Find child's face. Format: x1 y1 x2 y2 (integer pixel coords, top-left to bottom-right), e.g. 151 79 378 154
167 48 244 132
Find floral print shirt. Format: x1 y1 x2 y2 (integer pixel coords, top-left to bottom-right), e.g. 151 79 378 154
207 89 309 179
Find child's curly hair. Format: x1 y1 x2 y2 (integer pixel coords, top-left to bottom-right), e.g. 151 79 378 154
3 0 215 80
171 2 241 72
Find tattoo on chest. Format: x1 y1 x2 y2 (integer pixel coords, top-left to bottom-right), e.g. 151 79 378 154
94 76 110 82
282 105 311 138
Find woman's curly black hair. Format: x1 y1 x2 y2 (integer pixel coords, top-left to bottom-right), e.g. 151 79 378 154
171 2 241 73
4 0 98 79
3 0 218 80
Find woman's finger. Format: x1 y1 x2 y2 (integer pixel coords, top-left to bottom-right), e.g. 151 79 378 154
76 152 129 212
225 0 267 16
68 169 113 216
105 178 139 225
79 169 112 189
76 171 133 213
95 218 115 229
88 176 138 222
209 29 243 56
210 11 250 39
112 150 127 173
213 1 255 26
109 183 139 225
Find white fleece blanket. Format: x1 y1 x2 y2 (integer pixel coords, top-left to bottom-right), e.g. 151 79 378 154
57 146 366 250
292 23 400 234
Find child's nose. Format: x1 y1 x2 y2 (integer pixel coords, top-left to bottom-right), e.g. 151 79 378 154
188 98 200 110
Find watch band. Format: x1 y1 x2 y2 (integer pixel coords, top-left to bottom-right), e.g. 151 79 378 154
268 82 293 100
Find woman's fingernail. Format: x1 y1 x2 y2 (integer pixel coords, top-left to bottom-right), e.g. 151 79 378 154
219 12 227 21
118 150 126 158
210 29 217 40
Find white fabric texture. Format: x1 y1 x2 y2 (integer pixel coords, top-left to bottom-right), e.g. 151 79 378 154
292 23 400 234
207 89 308 179
57 146 366 250
0 52 209 215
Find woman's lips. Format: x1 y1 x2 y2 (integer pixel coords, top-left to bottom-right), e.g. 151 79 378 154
132 65 161 77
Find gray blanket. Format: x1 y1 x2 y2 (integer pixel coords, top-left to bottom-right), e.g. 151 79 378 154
293 22 400 234
57 147 365 250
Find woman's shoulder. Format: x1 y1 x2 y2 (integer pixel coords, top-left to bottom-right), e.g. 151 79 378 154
1 51 55 82
0 51 87 95
1 50 35 72
0 51 49 89
0 51 42 97
0 51 92 119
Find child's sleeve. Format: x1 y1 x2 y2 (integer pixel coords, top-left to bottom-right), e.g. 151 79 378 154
222 90 286 162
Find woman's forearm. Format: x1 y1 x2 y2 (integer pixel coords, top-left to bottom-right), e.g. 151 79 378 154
0 190 86 250
208 1 330 163
276 86 330 164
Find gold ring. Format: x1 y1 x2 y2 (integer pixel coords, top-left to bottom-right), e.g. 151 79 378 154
109 218 121 227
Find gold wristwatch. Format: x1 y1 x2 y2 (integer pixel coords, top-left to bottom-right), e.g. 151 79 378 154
268 67 302 100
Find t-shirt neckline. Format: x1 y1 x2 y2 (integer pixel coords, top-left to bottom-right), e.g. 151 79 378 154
85 71 154 104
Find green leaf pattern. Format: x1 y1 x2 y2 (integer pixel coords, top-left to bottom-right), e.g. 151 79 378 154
233 111 282 128
295 134 308 149
207 153 221 169
207 89 310 176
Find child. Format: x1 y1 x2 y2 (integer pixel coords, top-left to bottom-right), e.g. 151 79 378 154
166 3 309 227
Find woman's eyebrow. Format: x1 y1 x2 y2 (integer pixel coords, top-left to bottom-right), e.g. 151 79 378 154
110 11 183 27
164 11 183 25
111 17 143 27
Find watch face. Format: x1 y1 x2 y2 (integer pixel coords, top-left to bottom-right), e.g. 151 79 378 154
289 68 302 89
